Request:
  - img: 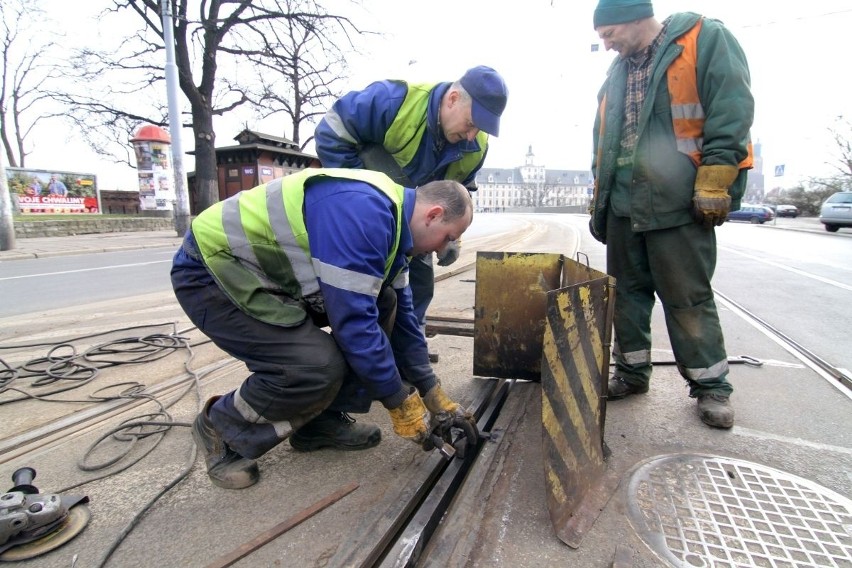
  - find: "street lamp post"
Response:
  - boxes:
[161,0,191,236]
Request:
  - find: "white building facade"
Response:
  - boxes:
[471,146,594,212]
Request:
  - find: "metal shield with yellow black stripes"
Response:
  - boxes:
[541,259,617,548]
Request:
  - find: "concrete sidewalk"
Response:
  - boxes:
[0,230,184,261]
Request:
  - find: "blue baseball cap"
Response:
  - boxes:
[459,66,508,137]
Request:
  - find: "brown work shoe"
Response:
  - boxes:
[289,410,381,452]
[607,376,649,400]
[192,398,259,489]
[697,393,734,429]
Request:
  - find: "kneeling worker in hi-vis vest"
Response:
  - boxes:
[171,168,477,489]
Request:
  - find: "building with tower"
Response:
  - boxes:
[472,146,593,212]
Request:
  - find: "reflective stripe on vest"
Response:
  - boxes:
[191,168,405,326]
[668,18,754,170]
[384,82,488,183]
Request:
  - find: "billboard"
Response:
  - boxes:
[5,167,100,215]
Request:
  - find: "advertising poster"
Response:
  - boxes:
[5,168,100,214]
[138,172,156,210]
[133,140,174,212]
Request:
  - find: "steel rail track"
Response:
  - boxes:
[715,289,852,397]
[374,380,513,568]
[384,254,852,567]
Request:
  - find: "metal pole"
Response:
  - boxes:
[0,151,16,250]
[161,0,191,236]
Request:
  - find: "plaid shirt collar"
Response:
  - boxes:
[619,20,669,162]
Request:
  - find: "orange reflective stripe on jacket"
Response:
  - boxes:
[669,18,754,169]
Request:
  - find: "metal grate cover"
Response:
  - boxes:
[626,454,852,567]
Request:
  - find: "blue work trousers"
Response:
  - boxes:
[171,235,395,459]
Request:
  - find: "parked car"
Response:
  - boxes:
[774,204,799,218]
[819,191,852,232]
[726,204,774,224]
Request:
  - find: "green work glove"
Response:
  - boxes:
[436,240,460,267]
[692,165,739,228]
[387,388,431,445]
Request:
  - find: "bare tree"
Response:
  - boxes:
[55,0,364,212]
[769,116,852,215]
[826,115,852,182]
[799,116,852,200]
[226,0,355,150]
[0,0,62,168]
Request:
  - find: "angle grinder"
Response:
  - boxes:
[0,467,90,562]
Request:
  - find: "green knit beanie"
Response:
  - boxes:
[593,0,654,28]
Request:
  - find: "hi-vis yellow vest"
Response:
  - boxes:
[191,168,405,326]
[384,82,487,183]
[668,18,754,170]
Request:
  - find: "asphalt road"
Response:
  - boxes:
[0,248,176,318]
[0,214,850,568]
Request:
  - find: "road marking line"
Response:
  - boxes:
[734,426,852,455]
[0,260,170,281]
[719,246,852,291]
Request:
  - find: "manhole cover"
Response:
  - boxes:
[626,454,852,567]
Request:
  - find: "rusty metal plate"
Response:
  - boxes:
[541,261,617,548]
[560,255,610,290]
[473,252,564,380]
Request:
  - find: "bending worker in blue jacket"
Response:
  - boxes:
[314,65,508,360]
[589,0,754,428]
[171,168,477,489]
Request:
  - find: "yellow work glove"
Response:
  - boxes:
[436,240,460,267]
[423,384,475,424]
[692,165,739,228]
[422,384,480,450]
[387,388,431,445]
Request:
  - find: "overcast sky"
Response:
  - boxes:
[23,0,852,191]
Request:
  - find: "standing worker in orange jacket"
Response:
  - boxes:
[589,0,754,428]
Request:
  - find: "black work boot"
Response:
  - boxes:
[696,393,735,429]
[607,376,649,400]
[192,397,260,489]
[289,410,381,452]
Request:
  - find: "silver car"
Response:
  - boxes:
[819,191,852,232]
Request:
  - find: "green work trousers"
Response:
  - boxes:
[606,210,733,397]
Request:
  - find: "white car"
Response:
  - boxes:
[819,191,852,232]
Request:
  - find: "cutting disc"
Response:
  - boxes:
[0,504,91,562]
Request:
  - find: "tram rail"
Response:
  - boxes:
[715,290,852,396]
